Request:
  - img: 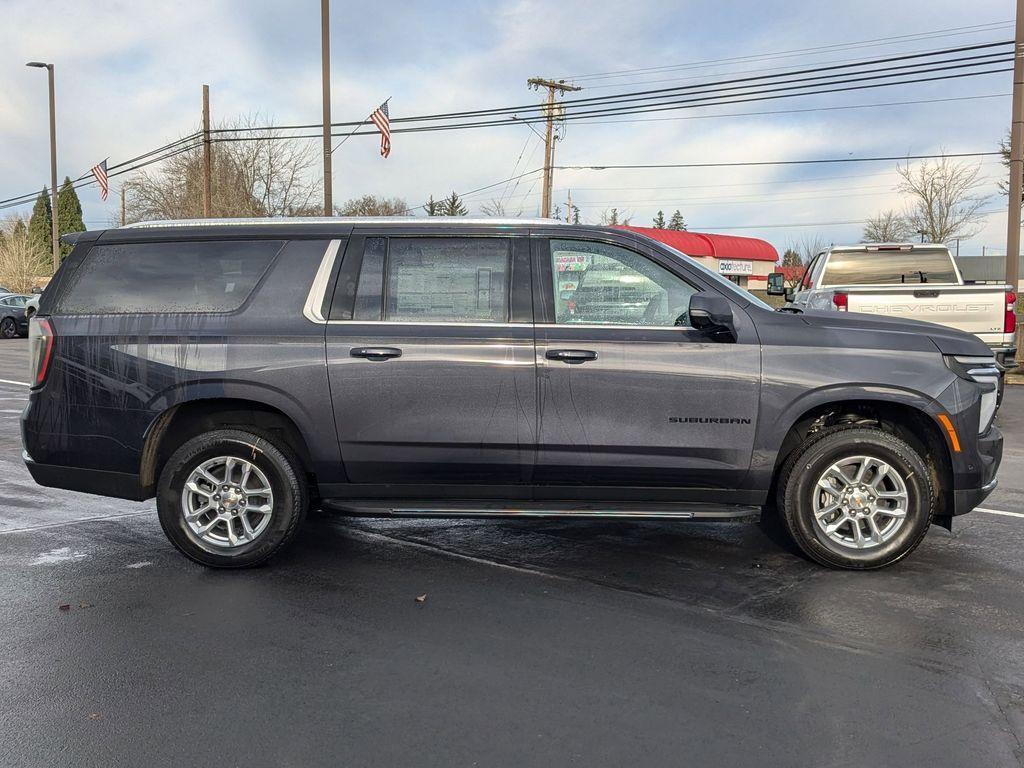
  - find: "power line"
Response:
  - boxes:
[555,151,1003,172]
[203,40,1011,134]
[561,20,1013,82]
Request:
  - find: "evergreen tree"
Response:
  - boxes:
[667,210,687,230]
[439,191,468,216]
[28,188,52,255]
[652,210,666,228]
[424,195,441,216]
[571,205,580,224]
[552,205,562,221]
[57,176,86,257]
[13,218,27,237]
[781,248,802,267]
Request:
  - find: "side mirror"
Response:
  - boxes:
[767,272,786,296]
[689,292,736,343]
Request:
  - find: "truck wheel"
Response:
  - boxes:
[156,429,308,568]
[777,427,935,569]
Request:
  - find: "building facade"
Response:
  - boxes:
[616,226,779,291]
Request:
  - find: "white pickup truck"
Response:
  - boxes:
[769,243,1017,369]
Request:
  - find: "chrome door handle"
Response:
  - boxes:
[546,349,598,364]
[350,347,402,360]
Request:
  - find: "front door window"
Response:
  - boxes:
[550,239,697,327]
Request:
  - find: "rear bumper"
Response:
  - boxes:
[991,345,1018,371]
[23,452,149,501]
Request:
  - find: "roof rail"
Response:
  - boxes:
[122,216,570,229]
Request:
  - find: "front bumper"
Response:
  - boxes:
[950,425,1003,515]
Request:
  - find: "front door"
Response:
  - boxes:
[326,233,536,486]
[533,235,761,490]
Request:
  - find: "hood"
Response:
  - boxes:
[796,309,992,357]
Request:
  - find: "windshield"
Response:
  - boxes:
[657,242,774,311]
[822,249,958,285]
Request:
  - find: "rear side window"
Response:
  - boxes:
[57,240,283,314]
[822,250,958,285]
[385,238,510,323]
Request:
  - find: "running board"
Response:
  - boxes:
[321,499,761,521]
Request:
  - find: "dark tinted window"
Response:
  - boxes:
[59,240,283,314]
[353,237,385,320]
[385,238,510,322]
[822,249,958,285]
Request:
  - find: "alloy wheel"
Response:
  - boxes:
[180,456,274,548]
[812,454,909,549]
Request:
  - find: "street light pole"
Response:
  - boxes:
[26,61,59,271]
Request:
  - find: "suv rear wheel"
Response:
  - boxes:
[156,429,308,568]
[778,427,935,569]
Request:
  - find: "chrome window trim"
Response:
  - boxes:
[535,323,689,331]
[325,320,528,328]
[302,239,343,323]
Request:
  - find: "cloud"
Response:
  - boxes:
[0,0,1013,256]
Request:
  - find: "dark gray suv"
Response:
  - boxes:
[22,218,1004,569]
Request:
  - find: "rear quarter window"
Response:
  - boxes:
[56,240,284,314]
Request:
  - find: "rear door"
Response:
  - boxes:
[325,231,536,486]
[532,234,761,490]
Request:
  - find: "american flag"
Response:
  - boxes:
[90,159,109,201]
[369,101,391,158]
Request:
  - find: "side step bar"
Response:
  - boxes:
[321,499,761,521]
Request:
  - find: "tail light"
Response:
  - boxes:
[832,292,848,311]
[1005,291,1017,334]
[29,316,55,387]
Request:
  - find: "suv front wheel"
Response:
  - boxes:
[156,429,308,568]
[778,427,935,569]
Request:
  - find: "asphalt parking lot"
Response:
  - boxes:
[1,338,1023,767]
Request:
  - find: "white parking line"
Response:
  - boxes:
[0,378,28,387]
[0,511,150,536]
[977,507,1024,519]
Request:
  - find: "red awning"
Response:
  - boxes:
[615,225,778,262]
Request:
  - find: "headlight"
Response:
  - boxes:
[944,355,1001,434]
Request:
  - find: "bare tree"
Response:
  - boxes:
[598,207,632,225]
[862,209,914,243]
[896,155,989,243]
[336,195,409,216]
[480,198,523,217]
[0,216,50,293]
[791,235,826,265]
[124,116,321,222]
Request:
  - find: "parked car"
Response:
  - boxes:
[0,294,31,338]
[23,219,1003,570]
[769,243,1017,368]
[24,294,40,319]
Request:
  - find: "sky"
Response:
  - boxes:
[0,0,1015,259]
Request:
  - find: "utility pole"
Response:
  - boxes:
[320,0,333,216]
[1007,0,1024,305]
[26,61,59,271]
[528,77,581,218]
[202,84,212,218]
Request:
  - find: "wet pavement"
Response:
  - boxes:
[1,337,1023,767]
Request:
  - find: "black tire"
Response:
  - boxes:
[777,426,935,569]
[0,317,17,339]
[156,429,308,568]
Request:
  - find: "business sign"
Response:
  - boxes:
[718,259,753,276]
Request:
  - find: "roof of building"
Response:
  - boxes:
[956,254,1023,283]
[615,225,779,262]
